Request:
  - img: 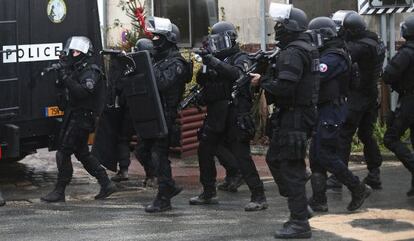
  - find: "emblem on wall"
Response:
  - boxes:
[47,0,67,23]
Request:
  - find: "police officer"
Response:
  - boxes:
[251,4,317,238]
[328,11,385,190]
[41,36,117,202]
[0,190,5,206]
[111,38,158,186]
[383,15,414,197]
[307,17,372,213]
[143,18,191,213]
[189,21,267,211]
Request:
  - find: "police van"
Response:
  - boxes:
[0,0,102,162]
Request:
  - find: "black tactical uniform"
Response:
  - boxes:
[41,37,116,203]
[144,19,191,213]
[383,15,414,197]
[0,190,5,206]
[189,21,267,212]
[330,11,385,190]
[308,17,372,213]
[111,38,158,185]
[262,4,317,239]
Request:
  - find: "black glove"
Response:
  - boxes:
[202,54,221,67]
[58,68,70,83]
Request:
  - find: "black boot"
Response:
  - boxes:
[217,176,232,192]
[0,190,5,207]
[326,174,342,192]
[189,190,219,205]
[363,168,382,190]
[347,183,372,211]
[309,173,328,212]
[244,192,268,212]
[141,176,158,188]
[274,219,312,239]
[145,193,172,213]
[407,174,414,197]
[95,170,117,200]
[218,174,244,192]
[41,183,66,203]
[111,169,129,182]
[227,174,244,192]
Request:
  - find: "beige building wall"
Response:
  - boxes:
[218,0,286,46]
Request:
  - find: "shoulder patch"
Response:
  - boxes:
[319,63,328,73]
[85,79,95,90]
[176,64,183,75]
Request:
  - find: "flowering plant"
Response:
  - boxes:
[116,0,152,50]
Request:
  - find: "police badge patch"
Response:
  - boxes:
[84,79,95,90]
[47,0,67,24]
[176,64,183,75]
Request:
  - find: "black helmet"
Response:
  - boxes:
[343,12,366,32]
[135,38,154,51]
[208,21,238,55]
[269,3,308,42]
[332,10,366,39]
[308,17,338,41]
[401,15,414,40]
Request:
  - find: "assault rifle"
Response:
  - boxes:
[179,85,204,110]
[40,50,68,76]
[231,48,280,100]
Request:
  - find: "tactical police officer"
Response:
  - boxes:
[41,36,117,202]
[383,15,414,197]
[143,18,192,213]
[307,17,372,213]
[329,11,385,190]
[189,21,267,211]
[0,190,5,206]
[251,4,318,238]
[112,38,158,186]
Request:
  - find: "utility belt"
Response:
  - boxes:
[318,96,347,107]
[71,109,96,119]
[399,88,414,97]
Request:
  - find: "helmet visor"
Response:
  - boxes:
[64,36,91,55]
[269,3,292,22]
[146,16,172,35]
[208,33,232,53]
[332,10,353,30]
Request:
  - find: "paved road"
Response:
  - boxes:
[0,150,413,241]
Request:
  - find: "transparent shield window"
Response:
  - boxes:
[154,0,190,45]
[370,0,412,7]
[192,0,218,46]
